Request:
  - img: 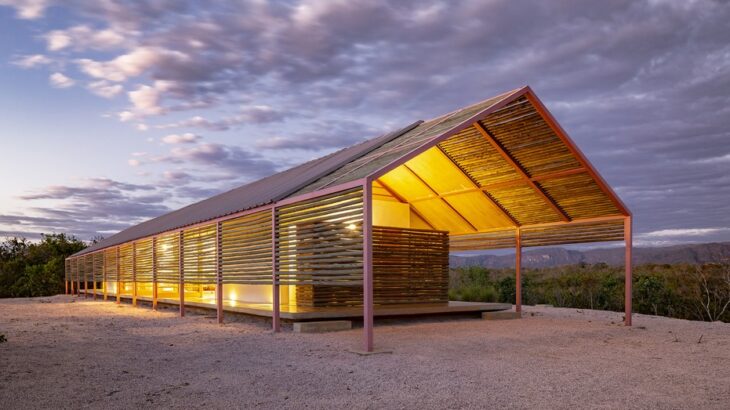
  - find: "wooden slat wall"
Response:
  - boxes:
[71,258,78,284]
[182,224,216,284]
[134,238,154,283]
[521,219,625,247]
[372,226,449,304]
[85,254,93,283]
[93,252,104,282]
[104,248,118,282]
[276,187,363,286]
[295,226,449,307]
[221,210,272,284]
[77,255,85,284]
[450,229,517,251]
[155,232,179,284]
[65,259,71,281]
[119,243,134,284]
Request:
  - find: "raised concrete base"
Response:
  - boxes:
[482,311,521,320]
[293,320,352,333]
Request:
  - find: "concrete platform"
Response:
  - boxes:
[78,290,512,321]
[293,320,352,333]
[482,311,521,320]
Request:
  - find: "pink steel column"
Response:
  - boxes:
[132,242,137,307]
[84,267,88,299]
[93,255,98,300]
[152,237,158,311]
[179,231,185,317]
[363,180,374,352]
[116,248,121,304]
[515,228,522,314]
[624,216,633,326]
[271,207,280,332]
[216,222,224,324]
[102,253,107,301]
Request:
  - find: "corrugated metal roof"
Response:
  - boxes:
[74,121,422,256]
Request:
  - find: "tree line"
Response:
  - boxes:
[450,263,730,323]
[0,234,87,298]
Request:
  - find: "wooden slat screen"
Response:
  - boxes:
[71,258,78,284]
[85,254,93,283]
[65,259,71,281]
[373,226,449,304]
[221,210,272,284]
[104,248,118,282]
[182,224,217,284]
[119,243,134,283]
[521,219,625,247]
[276,187,363,286]
[134,238,154,283]
[155,232,179,283]
[77,255,85,284]
[93,252,104,282]
[450,229,517,251]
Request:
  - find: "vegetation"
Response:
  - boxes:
[0,234,86,298]
[2,233,729,324]
[450,263,730,323]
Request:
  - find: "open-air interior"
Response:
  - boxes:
[66,86,633,352]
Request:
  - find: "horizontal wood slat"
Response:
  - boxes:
[276,188,363,286]
[93,252,104,282]
[119,243,134,283]
[450,229,518,251]
[104,248,118,282]
[182,224,217,284]
[155,232,179,283]
[373,226,449,304]
[221,210,272,284]
[520,219,625,247]
[134,238,154,283]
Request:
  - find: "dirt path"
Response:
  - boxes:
[1,295,728,409]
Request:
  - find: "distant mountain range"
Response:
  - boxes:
[449,242,730,269]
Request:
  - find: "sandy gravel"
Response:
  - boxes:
[1,296,728,409]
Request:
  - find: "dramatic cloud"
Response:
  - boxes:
[45,25,127,51]
[87,80,123,98]
[161,133,200,144]
[12,54,51,68]
[49,72,75,88]
[158,142,278,178]
[0,0,49,19]
[156,106,283,131]
[255,120,382,151]
[4,178,169,241]
[1,0,729,244]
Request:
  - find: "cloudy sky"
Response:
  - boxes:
[0,0,728,247]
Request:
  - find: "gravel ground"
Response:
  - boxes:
[1,295,728,409]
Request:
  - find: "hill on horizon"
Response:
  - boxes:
[449,242,730,269]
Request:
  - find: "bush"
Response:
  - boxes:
[449,263,730,323]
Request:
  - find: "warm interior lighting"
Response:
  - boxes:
[346,223,357,230]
